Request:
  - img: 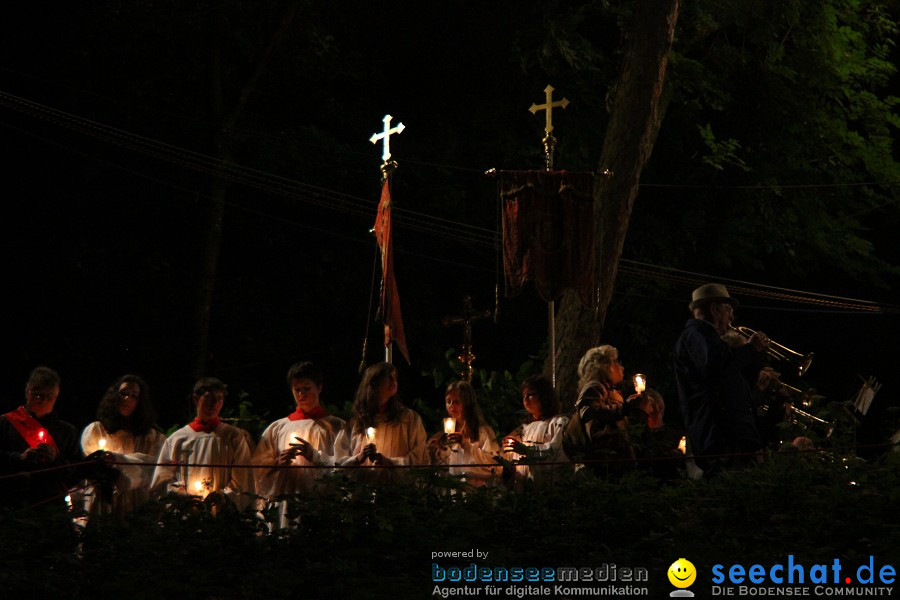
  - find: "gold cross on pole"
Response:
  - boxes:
[369,114,405,163]
[529,85,569,134]
[442,295,493,382]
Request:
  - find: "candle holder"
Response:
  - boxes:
[443,418,458,451]
[633,373,647,394]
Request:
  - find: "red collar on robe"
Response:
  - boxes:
[189,417,221,433]
[288,406,330,421]
[3,406,59,451]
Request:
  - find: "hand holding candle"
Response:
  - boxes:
[362,427,377,463]
[502,436,522,454]
[288,433,312,461]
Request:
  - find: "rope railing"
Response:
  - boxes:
[2,441,895,511]
[3,441,895,478]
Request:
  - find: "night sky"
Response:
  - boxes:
[3,2,898,440]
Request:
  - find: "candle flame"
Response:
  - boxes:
[193,480,203,492]
[443,418,456,434]
[98,438,107,450]
[366,427,376,442]
[677,436,687,454]
[38,429,45,442]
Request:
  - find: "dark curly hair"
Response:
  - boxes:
[97,374,157,436]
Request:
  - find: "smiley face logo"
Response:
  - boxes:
[668,558,696,588]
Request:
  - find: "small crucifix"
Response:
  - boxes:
[370,114,405,165]
[528,85,569,170]
[442,296,493,382]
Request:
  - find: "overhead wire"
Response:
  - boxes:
[3,89,896,313]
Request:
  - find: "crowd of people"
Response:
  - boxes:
[1,283,813,523]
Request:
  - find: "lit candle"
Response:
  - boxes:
[443,418,456,435]
[366,427,376,442]
[633,373,647,394]
[98,438,107,451]
[37,429,46,443]
[64,495,72,510]
[677,436,687,455]
[193,480,204,493]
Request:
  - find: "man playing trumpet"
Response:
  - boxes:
[674,283,770,476]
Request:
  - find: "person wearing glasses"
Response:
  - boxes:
[150,377,254,509]
[501,374,569,488]
[563,345,635,478]
[674,283,769,477]
[79,374,167,515]
[0,366,83,509]
[251,361,345,530]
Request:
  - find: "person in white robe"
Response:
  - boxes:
[251,361,344,529]
[333,362,427,483]
[80,374,166,516]
[150,377,254,510]
[428,380,499,489]
[502,374,569,488]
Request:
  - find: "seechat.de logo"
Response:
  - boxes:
[668,558,697,597]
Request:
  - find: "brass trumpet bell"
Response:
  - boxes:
[730,325,814,377]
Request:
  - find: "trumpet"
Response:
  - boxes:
[788,405,835,438]
[729,325,814,377]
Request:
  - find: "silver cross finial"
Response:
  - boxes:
[369,114,405,162]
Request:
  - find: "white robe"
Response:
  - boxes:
[251,414,345,529]
[150,422,255,510]
[79,422,167,515]
[333,408,428,482]
[506,415,570,484]
[429,424,500,488]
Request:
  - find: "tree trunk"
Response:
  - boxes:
[551,0,680,404]
[193,5,299,379]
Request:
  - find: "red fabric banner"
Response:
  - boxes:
[500,170,595,306]
[373,179,411,364]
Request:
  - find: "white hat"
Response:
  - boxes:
[688,283,738,311]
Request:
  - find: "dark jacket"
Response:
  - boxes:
[0,409,83,508]
[674,318,763,469]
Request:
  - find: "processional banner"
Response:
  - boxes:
[499,170,594,306]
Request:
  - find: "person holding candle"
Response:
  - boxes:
[0,366,84,510]
[79,374,167,516]
[251,361,345,529]
[334,362,427,481]
[150,377,255,510]
[427,380,500,489]
[562,345,636,478]
[501,374,569,488]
